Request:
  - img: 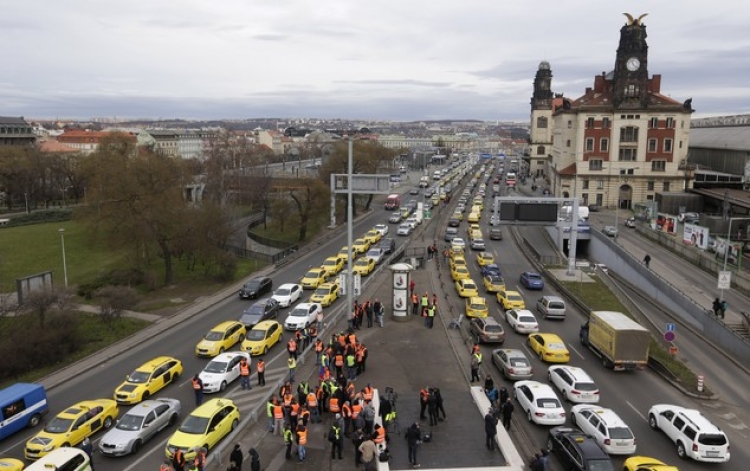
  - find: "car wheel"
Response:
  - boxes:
[131,439,142,454]
[239,334,245,342]
[676,441,687,459]
[263,346,269,355]
[570,413,577,426]
[527,410,533,423]
[546,438,554,453]
[231,419,239,430]
[220,381,227,392]
[219,347,225,354]
[142,391,150,402]
[29,413,42,427]
[169,414,179,426]
[104,416,114,429]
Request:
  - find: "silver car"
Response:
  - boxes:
[99,398,181,456]
[491,348,533,381]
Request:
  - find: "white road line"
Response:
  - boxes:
[123,437,170,471]
[567,344,586,360]
[626,400,646,422]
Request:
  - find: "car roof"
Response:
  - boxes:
[253,320,280,330]
[278,283,299,289]
[515,380,556,396]
[126,399,177,415]
[212,321,241,330]
[468,296,486,304]
[551,427,610,458]
[550,365,593,380]
[535,332,564,342]
[249,276,270,282]
[574,406,627,426]
[190,398,236,418]
[210,351,248,363]
[137,356,176,370]
[494,348,526,358]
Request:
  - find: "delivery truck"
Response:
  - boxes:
[579,311,650,371]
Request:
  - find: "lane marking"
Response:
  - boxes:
[567,344,586,360]
[626,400,646,422]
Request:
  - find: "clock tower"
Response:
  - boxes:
[529,61,554,177]
[613,13,649,109]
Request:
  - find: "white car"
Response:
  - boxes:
[373,224,389,236]
[271,283,302,308]
[451,238,466,250]
[548,365,600,403]
[284,302,322,331]
[505,309,540,333]
[571,405,636,455]
[397,223,413,236]
[648,404,730,462]
[406,216,420,227]
[198,352,250,393]
[366,248,384,265]
[513,380,566,425]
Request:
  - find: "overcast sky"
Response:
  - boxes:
[3,1,749,122]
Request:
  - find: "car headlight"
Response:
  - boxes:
[44,444,56,452]
[130,392,137,398]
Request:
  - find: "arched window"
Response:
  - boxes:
[536,146,545,155]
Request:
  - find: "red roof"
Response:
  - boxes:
[38,140,78,153]
[558,163,577,176]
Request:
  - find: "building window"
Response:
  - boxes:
[582,180,590,190]
[582,193,589,204]
[585,138,594,152]
[536,145,545,155]
[586,117,595,128]
[625,84,640,97]
[648,138,657,152]
[596,180,604,189]
[663,182,670,191]
[664,139,673,152]
[618,148,637,161]
[600,138,609,152]
[589,159,603,171]
[568,120,572,129]
[679,141,683,149]
[620,126,639,142]
[647,181,655,191]
[652,160,666,172]
[602,117,611,128]
[596,194,603,206]
[649,117,659,128]
[666,117,674,128]
[566,139,571,147]
[537,117,548,129]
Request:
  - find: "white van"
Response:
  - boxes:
[433,171,441,180]
[649,404,730,462]
[536,296,567,319]
[25,447,92,471]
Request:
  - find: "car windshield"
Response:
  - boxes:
[247,330,266,341]
[527,274,541,280]
[116,414,145,431]
[509,358,529,367]
[470,303,485,310]
[244,281,260,290]
[367,250,380,257]
[508,294,523,302]
[205,331,224,341]
[323,260,336,266]
[44,417,74,433]
[204,360,229,374]
[290,308,309,318]
[548,342,566,350]
[178,416,209,435]
[128,370,151,383]
[355,259,368,266]
[314,287,331,295]
[519,316,536,323]
[588,460,615,471]
[464,283,477,290]
[305,271,320,279]
[609,427,634,439]
[246,305,264,316]
[536,398,561,408]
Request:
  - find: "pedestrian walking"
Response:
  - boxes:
[296,424,308,462]
[239,357,251,390]
[712,297,721,317]
[283,423,294,460]
[366,301,374,328]
[484,409,498,450]
[191,374,204,406]
[411,292,419,316]
[329,422,344,460]
[172,448,186,471]
[720,299,728,319]
[643,254,651,268]
[434,387,446,421]
[80,437,94,470]
[248,449,261,471]
[257,358,266,386]
[230,444,244,471]
[409,279,416,297]
[470,354,480,382]
[501,397,514,430]
[359,435,378,471]
[426,304,436,329]
[405,422,422,467]
[287,356,297,382]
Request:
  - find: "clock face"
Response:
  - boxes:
[626,57,641,72]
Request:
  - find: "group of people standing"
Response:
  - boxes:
[350,299,385,329]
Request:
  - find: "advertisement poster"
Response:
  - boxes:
[655,213,677,235]
[392,272,408,315]
[714,238,743,266]
[683,223,709,249]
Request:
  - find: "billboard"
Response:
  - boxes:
[683,224,709,249]
[715,237,743,266]
[655,213,677,235]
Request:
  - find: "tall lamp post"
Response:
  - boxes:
[58,228,68,288]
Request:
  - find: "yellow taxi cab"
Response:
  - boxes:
[482,274,506,293]
[465,296,489,318]
[452,211,463,221]
[455,278,479,298]
[467,212,480,223]
[431,196,440,206]
[450,265,471,281]
[469,229,483,241]
[363,229,382,244]
[623,456,679,471]
[352,238,371,254]
[476,252,495,266]
[195,321,247,357]
[241,320,283,356]
[0,458,23,471]
[473,198,483,210]
[497,290,526,310]
[352,257,376,276]
[450,238,466,253]
[165,398,240,462]
[338,246,356,262]
[527,333,570,363]
[301,267,328,289]
[320,256,345,277]
[310,281,340,307]
[114,356,183,404]
[25,399,119,460]
[450,255,467,270]
[400,207,411,219]
[439,192,447,201]
[467,223,481,235]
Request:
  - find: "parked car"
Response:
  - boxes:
[448,217,461,227]
[548,365,599,403]
[366,248,384,264]
[571,405,637,455]
[239,276,273,300]
[239,298,280,328]
[284,303,322,331]
[271,283,302,308]
[519,272,544,290]
[489,228,503,240]
[99,398,181,456]
[548,426,613,471]
[602,226,618,237]
[444,227,459,242]
[470,238,486,251]
[491,348,533,380]
[505,309,539,334]
[388,212,402,224]
[397,223,413,236]
[198,352,251,393]
[648,404,730,462]
[513,381,566,425]
[625,217,636,228]
[379,238,396,254]
[470,317,505,344]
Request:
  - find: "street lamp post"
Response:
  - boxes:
[58,228,68,288]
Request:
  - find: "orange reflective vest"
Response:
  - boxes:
[342,403,352,418]
[412,293,418,304]
[194,451,207,467]
[192,379,202,390]
[335,354,344,367]
[297,428,308,445]
[348,333,356,345]
[374,426,386,444]
[290,403,300,417]
[273,405,284,419]
[257,360,265,373]
[288,339,297,352]
[307,392,318,408]
[329,397,340,413]
[240,361,250,376]
[314,341,323,353]
[301,409,310,422]
[356,347,367,362]
[363,386,374,401]
[283,393,294,407]
[346,383,355,399]
[351,403,362,419]
[161,464,171,471]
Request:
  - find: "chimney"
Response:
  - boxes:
[650,74,662,93]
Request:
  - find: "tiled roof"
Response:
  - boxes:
[39,140,78,153]
[558,163,577,176]
[0,116,29,125]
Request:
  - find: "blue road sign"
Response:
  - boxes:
[666,323,675,332]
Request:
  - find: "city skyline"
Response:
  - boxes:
[3,1,749,121]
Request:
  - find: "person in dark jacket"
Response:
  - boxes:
[484,409,498,450]
[230,444,243,470]
[501,397,514,431]
[405,422,422,467]
[248,448,260,471]
[434,388,446,420]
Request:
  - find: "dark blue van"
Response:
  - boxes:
[0,383,48,440]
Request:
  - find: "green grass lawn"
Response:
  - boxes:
[0,219,127,293]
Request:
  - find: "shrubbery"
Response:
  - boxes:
[4,209,72,227]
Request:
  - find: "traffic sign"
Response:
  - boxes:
[718,271,732,290]
[664,331,676,343]
[666,323,675,332]
[669,346,679,355]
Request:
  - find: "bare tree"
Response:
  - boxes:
[95,286,138,325]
